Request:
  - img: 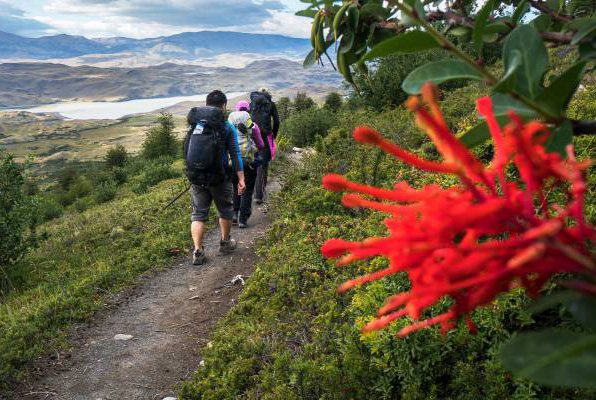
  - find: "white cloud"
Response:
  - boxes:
[261,10,311,38]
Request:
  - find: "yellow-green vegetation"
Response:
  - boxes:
[180,84,596,399]
[0,163,195,388]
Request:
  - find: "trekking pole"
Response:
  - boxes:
[163,185,190,211]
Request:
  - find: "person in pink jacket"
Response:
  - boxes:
[228,100,264,227]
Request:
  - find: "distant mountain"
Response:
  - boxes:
[0,59,342,108]
[0,30,311,61]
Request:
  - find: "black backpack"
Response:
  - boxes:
[250,91,273,133]
[184,106,225,185]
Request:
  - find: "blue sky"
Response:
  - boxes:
[0,0,312,38]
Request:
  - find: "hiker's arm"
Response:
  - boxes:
[252,123,265,150]
[271,102,280,138]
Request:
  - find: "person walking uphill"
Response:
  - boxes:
[229,100,264,228]
[250,88,279,204]
[184,90,245,265]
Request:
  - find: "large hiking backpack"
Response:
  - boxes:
[184,106,225,185]
[228,111,257,162]
[250,91,273,133]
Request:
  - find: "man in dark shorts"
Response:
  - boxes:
[187,90,245,265]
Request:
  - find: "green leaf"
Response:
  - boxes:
[295,9,318,18]
[546,120,573,156]
[459,116,509,148]
[500,329,596,388]
[491,93,537,117]
[359,31,440,63]
[360,3,390,19]
[473,0,494,55]
[568,294,596,330]
[485,21,510,34]
[530,14,552,32]
[449,26,471,36]
[502,24,548,99]
[494,49,521,93]
[572,18,596,45]
[527,291,579,314]
[340,29,355,54]
[402,60,484,94]
[348,5,359,32]
[536,62,587,115]
[303,49,317,68]
[512,0,529,24]
[403,0,425,26]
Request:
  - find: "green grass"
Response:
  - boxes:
[0,167,211,390]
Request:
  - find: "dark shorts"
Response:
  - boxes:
[190,180,234,222]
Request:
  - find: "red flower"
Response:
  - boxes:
[321,83,595,337]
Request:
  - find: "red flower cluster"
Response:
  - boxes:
[321,83,595,337]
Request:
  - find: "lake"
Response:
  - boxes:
[1,92,246,120]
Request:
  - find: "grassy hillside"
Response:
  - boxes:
[0,155,218,389]
[179,84,596,399]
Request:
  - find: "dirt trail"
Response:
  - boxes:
[14,179,281,400]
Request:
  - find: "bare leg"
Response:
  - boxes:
[191,221,206,251]
[219,218,232,240]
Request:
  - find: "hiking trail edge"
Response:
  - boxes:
[13,177,282,400]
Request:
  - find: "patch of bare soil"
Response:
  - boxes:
[12,179,280,400]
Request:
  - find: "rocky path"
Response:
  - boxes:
[14,179,281,400]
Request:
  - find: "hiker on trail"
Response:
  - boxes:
[250,87,279,204]
[184,90,245,265]
[228,100,264,228]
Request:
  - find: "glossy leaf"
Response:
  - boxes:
[568,294,596,330]
[572,18,596,45]
[359,31,440,62]
[530,14,552,32]
[295,9,318,18]
[473,0,494,55]
[536,62,587,115]
[459,116,509,148]
[491,93,537,117]
[360,3,390,19]
[502,25,547,99]
[402,60,484,94]
[512,0,529,24]
[303,49,317,68]
[500,329,596,388]
[527,291,579,314]
[348,5,359,32]
[546,121,573,156]
[340,29,355,54]
[493,49,521,93]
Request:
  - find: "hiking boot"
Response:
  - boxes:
[219,237,237,254]
[238,221,248,228]
[255,198,263,205]
[192,248,206,265]
[232,212,239,225]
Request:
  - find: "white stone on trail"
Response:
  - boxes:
[163,397,177,400]
[231,275,245,286]
[114,334,134,341]
[292,147,303,153]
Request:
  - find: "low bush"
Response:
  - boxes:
[74,196,94,212]
[36,195,64,223]
[279,107,337,148]
[105,144,128,169]
[93,181,118,204]
[131,159,180,194]
[0,150,39,272]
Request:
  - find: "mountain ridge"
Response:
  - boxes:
[0,30,311,60]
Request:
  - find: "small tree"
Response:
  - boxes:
[293,92,316,113]
[0,150,39,271]
[324,92,343,113]
[105,144,128,169]
[277,96,292,122]
[142,112,179,160]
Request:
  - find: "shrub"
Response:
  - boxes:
[111,166,128,185]
[36,195,64,223]
[293,91,316,113]
[57,164,80,190]
[142,112,180,160]
[131,159,180,194]
[73,197,93,213]
[0,150,39,270]
[22,179,39,196]
[104,144,128,169]
[324,92,343,113]
[93,181,118,204]
[279,107,336,147]
[277,96,292,122]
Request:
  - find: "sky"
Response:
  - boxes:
[0,0,312,39]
